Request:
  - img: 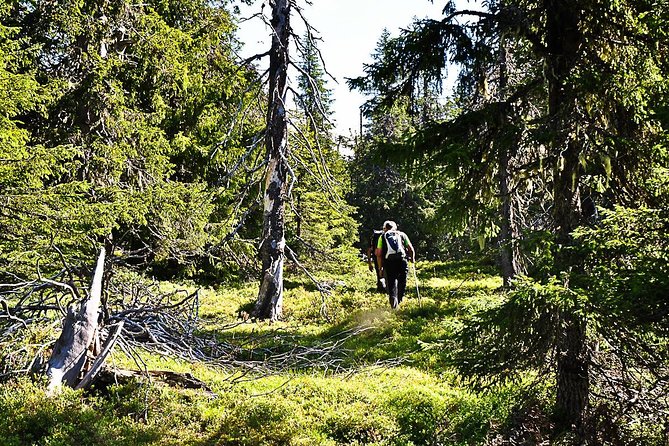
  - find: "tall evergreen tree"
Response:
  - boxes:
[290,31,357,263]
[347,30,456,257]
[350,0,669,434]
[0,0,261,275]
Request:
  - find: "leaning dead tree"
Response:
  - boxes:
[0,248,205,389]
[0,248,119,390]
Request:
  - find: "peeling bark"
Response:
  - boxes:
[254,0,291,321]
[75,321,124,390]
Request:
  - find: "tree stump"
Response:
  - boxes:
[46,248,106,392]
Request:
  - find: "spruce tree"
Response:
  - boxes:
[0,0,262,276]
[290,31,356,263]
[350,0,669,434]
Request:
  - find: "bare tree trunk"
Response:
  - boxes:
[544,0,589,433]
[552,139,588,432]
[254,0,291,321]
[498,148,517,287]
[496,31,523,287]
[46,248,105,392]
[556,307,589,430]
[497,32,515,287]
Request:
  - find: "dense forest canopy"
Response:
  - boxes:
[0,0,668,444]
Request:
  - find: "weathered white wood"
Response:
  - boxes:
[75,321,124,390]
[46,248,106,392]
[254,0,291,321]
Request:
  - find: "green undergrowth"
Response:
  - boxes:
[0,369,540,446]
[1,257,548,445]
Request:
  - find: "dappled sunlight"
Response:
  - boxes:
[1,0,665,438]
[425,275,502,291]
[354,307,394,329]
[1,255,557,444]
[124,257,508,380]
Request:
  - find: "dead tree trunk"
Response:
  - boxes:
[46,248,105,392]
[254,0,291,321]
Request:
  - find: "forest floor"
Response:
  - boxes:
[0,257,553,445]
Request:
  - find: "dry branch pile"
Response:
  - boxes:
[0,250,382,391]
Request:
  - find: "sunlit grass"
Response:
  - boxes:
[424,275,502,291]
[2,255,547,445]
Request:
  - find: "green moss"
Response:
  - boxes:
[4,257,657,445]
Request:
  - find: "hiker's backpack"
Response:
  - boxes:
[370,230,383,250]
[383,230,406,260]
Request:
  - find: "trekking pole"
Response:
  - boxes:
[411,261,422,307]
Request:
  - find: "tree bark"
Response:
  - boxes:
[254,0,291,321]
[46,248,105,392]
[555,309,589,430]
[544,0,589,432]
[75,321,124,390]
[498,146,519,287]
[496,31,521,287]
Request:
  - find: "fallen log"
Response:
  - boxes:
[92,368,214,396]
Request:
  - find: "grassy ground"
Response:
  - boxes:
[0,257,549,445]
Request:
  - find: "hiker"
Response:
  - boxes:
[375,220,415,309]
[367,229,386,292]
